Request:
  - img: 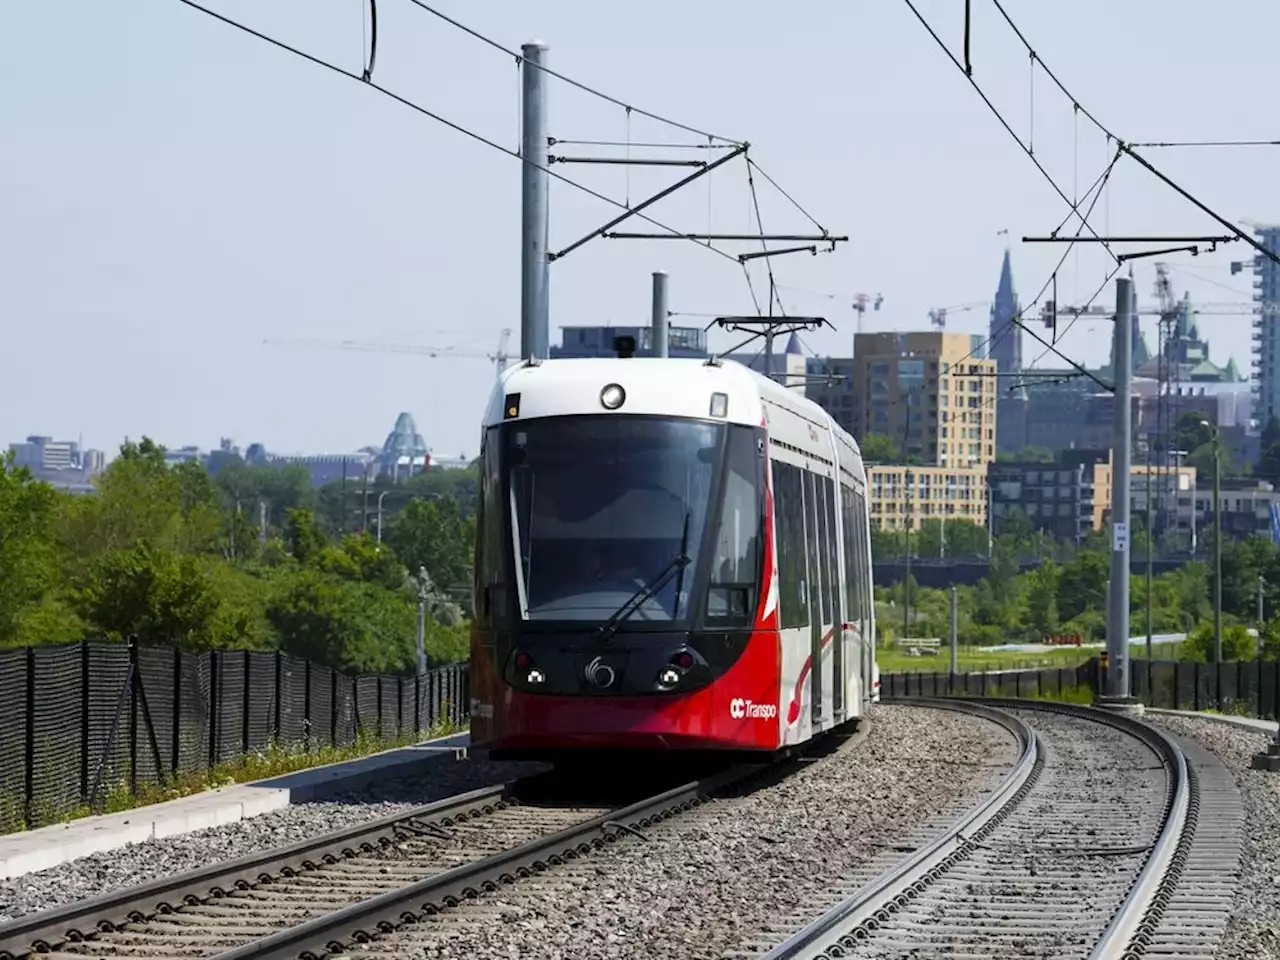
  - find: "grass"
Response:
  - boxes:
[877,640,1184,674]
[4,715,466,834]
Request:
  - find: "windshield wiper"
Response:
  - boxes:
[595,510,691,643]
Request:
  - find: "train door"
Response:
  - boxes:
[803,470,824,725]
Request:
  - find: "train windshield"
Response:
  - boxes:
[504,416,730,623]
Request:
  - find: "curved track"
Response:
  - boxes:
[761,698,1236,960]
[0,724,864,960]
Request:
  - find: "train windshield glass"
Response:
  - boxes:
[505,416,721,622]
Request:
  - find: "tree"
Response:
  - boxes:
[1023,560,1060,637]
[78,543,221,647]
[1057,550,1108,622]
[284,508,327,565]
[0,457,63,645]
[857,434,900,463]
[1011,445,1055,463]
[1180,621,1255,662]
[388,496,474,596]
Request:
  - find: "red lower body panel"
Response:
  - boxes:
[470,629,782,752]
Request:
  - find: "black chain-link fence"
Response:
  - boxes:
[0,639,470,831]
[884,656,1280,723]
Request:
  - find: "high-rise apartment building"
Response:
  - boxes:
[852,331,998,468]
[1252,225,1280,424]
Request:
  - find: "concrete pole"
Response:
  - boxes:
[949,585,958,676]
[520,41,550,361]
[651,271,669,357]
[1106,276,1134,701]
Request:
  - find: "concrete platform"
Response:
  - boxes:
[0,732,469,880]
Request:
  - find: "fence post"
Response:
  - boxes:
[128,636,139,796]
[396,677,403,740]
[208,651,220,769]
[79,640,90,803]
[1193,662,1202,712]
[329,670,338,747]
[273,651,283,743]
[24,646,36,828]
[376,676,384,741]
[172,647,182,776]
[303,659,312,751]
[241,650,251,756]
[415,671,422,734]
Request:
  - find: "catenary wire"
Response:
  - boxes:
[899,0,1119,264]
[983,0,1280,269]
[401,0,743,145]
[989,0,1119,143]
[170,0,741,265]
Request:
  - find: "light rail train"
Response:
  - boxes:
[468,341,878,760]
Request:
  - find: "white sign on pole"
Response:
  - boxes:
[1113,521,1129,552]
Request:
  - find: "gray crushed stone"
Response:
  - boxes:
[1149,714,1280,960]
[0,754,546,924]
[361,703,1021,959]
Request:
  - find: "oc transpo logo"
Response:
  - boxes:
[729,697,778,720]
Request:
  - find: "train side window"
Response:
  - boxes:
[477,427,509,624]
[773,459,808,630]
[850,486,864,621]
[803,471,823,625]
[852,485,870,623]
[820,476,840,626]
[707,427,762,626]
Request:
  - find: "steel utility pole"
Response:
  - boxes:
[1104,276,1134,705]
[652,271,669,357]
[520,41,550,361]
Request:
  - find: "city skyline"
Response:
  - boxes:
[4,2,1277,458]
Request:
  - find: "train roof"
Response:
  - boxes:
[483,356,861,456]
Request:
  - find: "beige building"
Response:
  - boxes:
[868,464,989,531]
[852,332,998,468]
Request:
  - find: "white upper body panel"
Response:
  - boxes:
[482,356,866,486]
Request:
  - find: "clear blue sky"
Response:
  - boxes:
[4,1,1277,460]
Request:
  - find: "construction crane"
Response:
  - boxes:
[928,300,987,330]
[264,328,513,382]
[852,293,884,334]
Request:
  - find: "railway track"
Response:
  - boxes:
[0,729,857,960]
[759,697,1242,960]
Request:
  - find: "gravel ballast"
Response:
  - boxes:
[1149,714,1280,960]
[0,754,546,924]
[365,703,1021,960]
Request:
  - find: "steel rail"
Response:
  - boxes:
[973,700,1193,960]
[759,698,1040,959]
[766,697,1190,960]
[210,762,764,960]
[0,779,529,959]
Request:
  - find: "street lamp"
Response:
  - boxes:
[414,565,429,676]
[1199,419,1222,664]
[376,490,391,544]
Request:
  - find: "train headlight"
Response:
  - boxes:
[709,391,728,418]
[658,667,681,687]
[527,668,546,684]
[600,383,626,410]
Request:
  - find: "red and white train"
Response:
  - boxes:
[468,345,878,760]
